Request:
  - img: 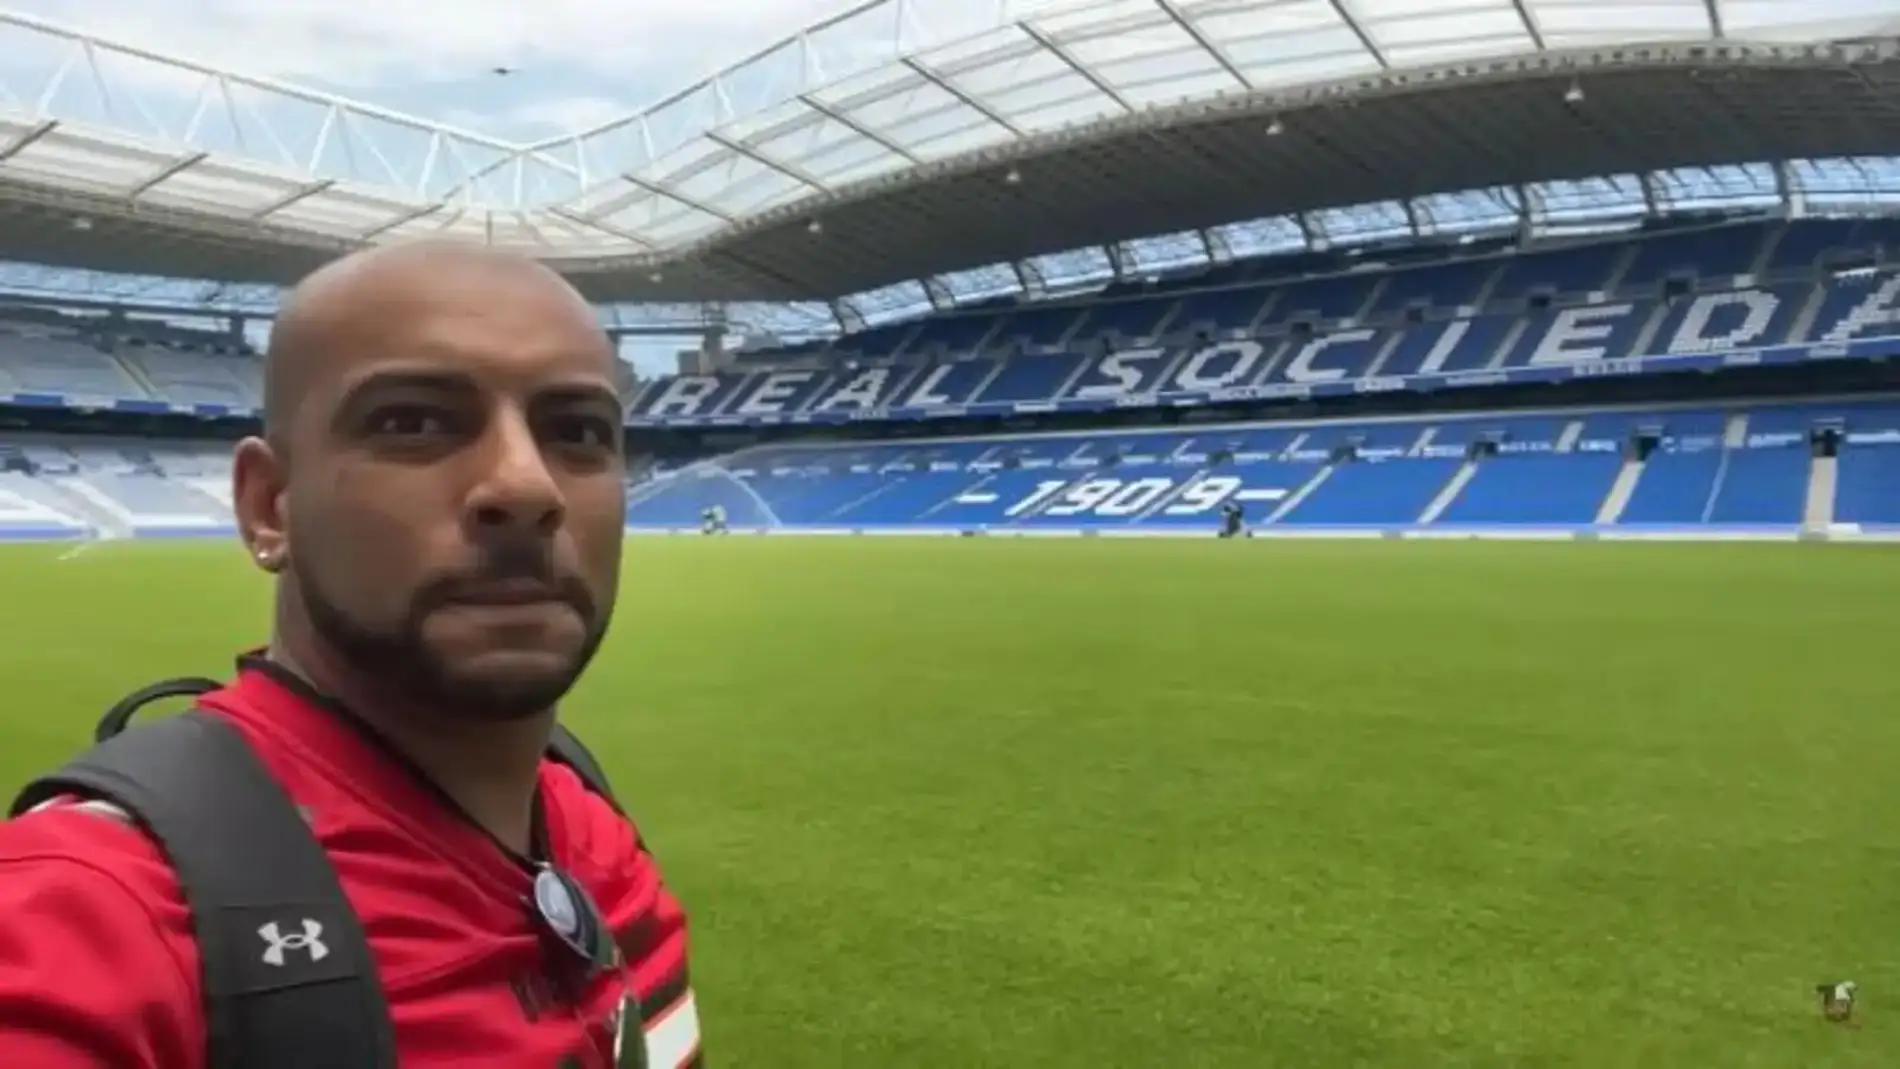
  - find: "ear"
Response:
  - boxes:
[233,436,289,573]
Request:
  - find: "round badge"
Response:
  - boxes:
[534,867,580,941]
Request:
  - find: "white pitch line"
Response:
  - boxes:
[56,540,97,562]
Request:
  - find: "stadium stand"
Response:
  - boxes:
[0,432,232,540]
[1,5,1898,544]
[609,397,1899,534]
[623,220,1900,427]
[4,221,1900,541]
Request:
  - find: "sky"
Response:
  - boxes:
[1,0,898,374]
[3,0,871,142]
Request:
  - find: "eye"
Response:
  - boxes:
[545,414,619,451]
[367,404,454,438]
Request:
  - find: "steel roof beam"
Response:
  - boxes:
[608,174,737,223]
[1018,22,1134,113]
[704,131,828,192]
[1153,0,1252,90]
[359,203,446,242]
[510,212,549,248]
[1507,0,1547,50]
[546,207,659,251]
[900,56,1024,137]
[0,119,58,163]
[796,93,920,163]
[247,179,336,222]
[433,153,528,208]
[1326,0,1387,69]
[123,152,209,201]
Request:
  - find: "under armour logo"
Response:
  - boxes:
[258,919,329,966]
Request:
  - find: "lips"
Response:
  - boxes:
[441,579,567,607]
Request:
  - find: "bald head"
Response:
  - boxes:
[262,241,606,444]
[234,238,627,722]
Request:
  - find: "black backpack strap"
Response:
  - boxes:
[12,673,625,1069]
[10,711,397,1069]
[91,676,623,812]
[547,722,623,815]
[94,676,222,742]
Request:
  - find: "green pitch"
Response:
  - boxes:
[3,536,1898,1067]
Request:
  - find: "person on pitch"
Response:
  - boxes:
[0,241,701,1068]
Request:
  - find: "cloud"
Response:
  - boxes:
[7,0,858,135]
[4,0,1093,149]
[0,0,1086,209]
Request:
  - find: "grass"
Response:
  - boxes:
[2,536,1898,1067]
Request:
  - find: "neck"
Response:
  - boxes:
[266,636,552,856]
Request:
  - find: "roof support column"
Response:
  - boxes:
[1207,228,1236,262]
[832,297,865,334]
[1513,184,1535,241]
[1772,160,1799,217]
[1009,260,1039,298]
[922,277,955,311]
[1295,212,1321,251]
[1019,258,1049,298]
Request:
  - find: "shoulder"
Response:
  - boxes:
[537,766,703,1067]
[0,798,192,922]
[538,760,692,956]
[539,758,658,879]
[0,803,203,1066]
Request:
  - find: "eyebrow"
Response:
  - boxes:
[331,369,622,426]
[534,383,624,414]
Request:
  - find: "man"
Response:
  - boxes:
[1218,499,1246,538]
[0,242,700,1067]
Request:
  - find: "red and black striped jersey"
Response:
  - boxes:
[0,664,701,1068]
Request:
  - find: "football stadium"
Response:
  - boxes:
[4,0,1900,1064]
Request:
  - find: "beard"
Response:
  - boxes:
[293,547,612,722]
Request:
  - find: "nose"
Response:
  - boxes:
[465,409,564,536]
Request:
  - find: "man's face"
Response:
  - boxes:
[250,264,626,719]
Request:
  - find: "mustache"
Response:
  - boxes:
[411,541,597,622]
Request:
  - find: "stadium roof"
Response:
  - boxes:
[2,0,1900,324]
